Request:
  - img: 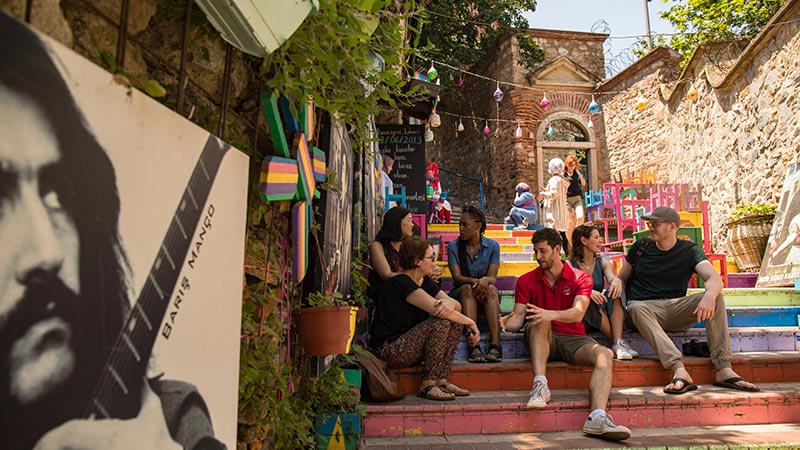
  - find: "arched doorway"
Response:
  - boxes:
[536,112,597,192]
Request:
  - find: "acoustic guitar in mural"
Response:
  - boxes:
[85,137,230,420]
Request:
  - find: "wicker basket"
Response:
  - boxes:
[726,214,774,273]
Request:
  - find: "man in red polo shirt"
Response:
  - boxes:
[501,228,631,441]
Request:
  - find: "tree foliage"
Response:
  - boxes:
[656,0,785,61]
[417,0,544,73]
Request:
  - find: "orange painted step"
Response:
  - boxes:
[393,352,800,395]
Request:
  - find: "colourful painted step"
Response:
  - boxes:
[453,327,798,360]
[687,287,800,306]
[391,351,800,395]
[437,261,538,277]
[363,423,800,449]
[364,382,800,437]
[498,252,535,262]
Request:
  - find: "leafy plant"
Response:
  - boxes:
[651,0,784,64]
[261,0,419,155]
[731,202,777,220]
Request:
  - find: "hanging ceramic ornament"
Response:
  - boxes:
[515,123,522,138]
[628,111,636,121]
[483,121,491,135]
[588,95,600,114]
[636,94,648,111]
[540,93,552,110]
[458,118,465,132]
[587,118,594,129]
[425,127,434,142]
[687,82,699,101]
[427,63,438,81]
[546,126,555,136]
[429,111,441,128]
[493,82,504,102]
[457,76,464,88]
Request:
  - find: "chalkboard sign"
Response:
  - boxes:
[377,124,426,214]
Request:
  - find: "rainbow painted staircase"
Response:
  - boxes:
[363,223,800,442]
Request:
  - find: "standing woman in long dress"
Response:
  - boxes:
[539,158,571,253]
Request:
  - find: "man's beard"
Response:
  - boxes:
[0,276,109,449]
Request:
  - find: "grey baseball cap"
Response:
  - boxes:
[642,206,681,226]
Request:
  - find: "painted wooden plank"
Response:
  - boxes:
[292,201,310,282]
[293,133,315,202]
[259,155,298,201]
[260,90,290,158]
[312,146,326,182]
[278,93,300,133]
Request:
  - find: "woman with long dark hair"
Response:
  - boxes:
[369,206,443,300]
[446,206,502,363]
[569,225,637,360]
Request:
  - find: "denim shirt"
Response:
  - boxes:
[447,236,501,279]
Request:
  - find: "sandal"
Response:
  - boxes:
[485,344,503,363]
[417,384,455,401]
[468,345,486,363]
[439,380,469,396]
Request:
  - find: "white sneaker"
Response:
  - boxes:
[583,413,631,441]
[612,344,632,360]
[616,338,639,358]
[526,381,551,409]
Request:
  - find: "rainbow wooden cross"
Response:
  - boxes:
[261,90,326,282]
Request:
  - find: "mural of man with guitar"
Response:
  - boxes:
[0,11,226,450]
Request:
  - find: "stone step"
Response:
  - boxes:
[453,328,799,361]
[363,381,800,437]
[393,351,800,395]
[362,422,800,448]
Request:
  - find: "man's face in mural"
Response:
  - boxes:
[0,85,87,414]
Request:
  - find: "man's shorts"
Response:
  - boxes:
[567,195,583,213]
[523,325,597,365]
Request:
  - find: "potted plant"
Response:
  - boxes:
[294,290,359,356]
[726,203,777,273]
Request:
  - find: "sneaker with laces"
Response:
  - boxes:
[612,344,632,360]
[583,413,631,440]
[616,338,639,358]
[526,381,551,409]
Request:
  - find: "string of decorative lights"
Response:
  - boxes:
[422,56,695,99]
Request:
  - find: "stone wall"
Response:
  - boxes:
[1,0,260,144]
[600,0,800,252]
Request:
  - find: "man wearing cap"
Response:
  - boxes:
[617,206,759,395]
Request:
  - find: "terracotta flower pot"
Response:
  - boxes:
[294,306,358,356]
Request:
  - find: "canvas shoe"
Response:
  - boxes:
[612,344,632,360]
[526,381,551,409]
[616,338,639,358]
[583,413,631,441]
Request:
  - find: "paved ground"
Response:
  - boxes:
[362,422,800,449]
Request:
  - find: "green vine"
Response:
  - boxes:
[261,0,420,154]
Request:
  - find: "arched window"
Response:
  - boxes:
[543,119,588,142]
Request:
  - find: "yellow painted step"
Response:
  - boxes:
[437,261,539,277]
[427,224,460,232]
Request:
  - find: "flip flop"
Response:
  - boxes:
[663,377,698,395]
[713,377,760,392]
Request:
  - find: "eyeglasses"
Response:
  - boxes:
[646,220,666,228]
[423,254,436,261]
